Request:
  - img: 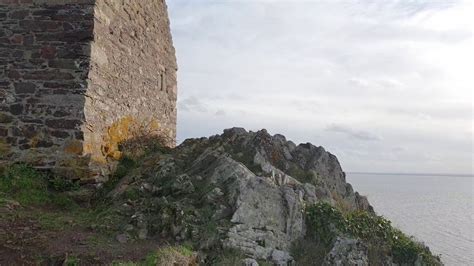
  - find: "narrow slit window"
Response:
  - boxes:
[161,71,166,92]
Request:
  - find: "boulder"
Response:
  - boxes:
[323,237,369,266]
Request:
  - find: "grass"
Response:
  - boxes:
[147,245,195,265]
[211,249,246,266]
[0,164,77,209]
[64,256,80,266]
[111,245,196,266]
[0,164,121,234]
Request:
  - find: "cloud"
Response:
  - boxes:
[178,96,207,113]
[215,109,226,116]
[168,0,473,174]
[326,124,382,141]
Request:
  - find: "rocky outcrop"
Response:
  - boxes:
[323,237,369,266]
[106,128,376,265]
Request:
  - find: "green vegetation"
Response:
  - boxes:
[99,138,171,199]
[303,202,441,265]
[112,245,196,266]
[146,245,195,265]
[49,176,80,192]
[291,238,330,266]
[211,249,246,266]
[210,248,273,266]
[118,133,172,161]
[64,256,80,266]
[0,163,121,233]
[287,165,315,184]
[0,164,76,209]
[305,201,346,245]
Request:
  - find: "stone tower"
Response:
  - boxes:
[0,0,177,182]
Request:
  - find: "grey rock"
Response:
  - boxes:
[271,249,294,265]
[323,237,369,266]
[171,174,195,194]
[116,233,129,244]
[242,258,259,266]
[109,128,379,263]
[138,228,148,240]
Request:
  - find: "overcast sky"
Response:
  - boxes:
[167,0,473,175]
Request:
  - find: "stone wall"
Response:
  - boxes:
[0,0,177,182]
[84,0,177,174]
[0,1,95,177]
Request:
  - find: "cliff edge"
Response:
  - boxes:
[0,128,441,265]
[105,128,440,265]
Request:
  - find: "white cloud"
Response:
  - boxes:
[326,124,382,141]
[169,0,473,174]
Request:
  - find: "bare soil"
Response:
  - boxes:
[0,203,162,265]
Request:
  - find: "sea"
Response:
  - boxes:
[347,173,474,266]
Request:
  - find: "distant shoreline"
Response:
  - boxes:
[347,172,474,178]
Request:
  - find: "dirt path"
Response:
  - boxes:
[0,203,162,265]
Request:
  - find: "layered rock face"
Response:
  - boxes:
[109,128,373,264]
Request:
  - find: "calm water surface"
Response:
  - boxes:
[347,173,473,266]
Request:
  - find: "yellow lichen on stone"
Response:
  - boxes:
[29,136,40,148]
[101,116,134,160]
[100,116,163,161]
[64,140,84,155]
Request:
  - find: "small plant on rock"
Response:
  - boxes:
[303,202,441,265]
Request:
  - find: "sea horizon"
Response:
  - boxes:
[347,172,474,265]
[348,171,474,178]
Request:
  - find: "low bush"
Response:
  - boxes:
[304,202,440,265]
[0,164,50,205]
[305,201,345,245]
[0,164,76,209]
[49,176,80,192]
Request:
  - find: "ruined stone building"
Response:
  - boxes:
[0,0,177,182]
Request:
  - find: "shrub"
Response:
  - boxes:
[305,201,345,245]
[391,230,421,264]
[49,177,80,192]
[304,202,440,265]
[345,211,393,241]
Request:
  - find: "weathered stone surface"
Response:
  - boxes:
[323,237,369,266]
[14,82,36,94]
[108,128,374,265]
[84,0,177,170]
[45,119,81,129]
[0,127,8,137]
[242,258,259,266]
[0,2,93,173]
[0,113,13,123]
[0,1,177,180]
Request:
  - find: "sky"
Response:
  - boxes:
[167,0,473,175]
